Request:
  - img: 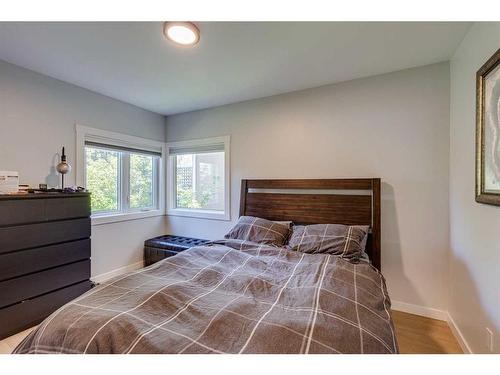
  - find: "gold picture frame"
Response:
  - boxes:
[476,48,500,206]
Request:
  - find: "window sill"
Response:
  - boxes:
[91,209,165,226]
[166,208,230,221]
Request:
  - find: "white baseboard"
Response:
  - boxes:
[91,260,144,284]
[447,313,473,354]
[391,300,448,321]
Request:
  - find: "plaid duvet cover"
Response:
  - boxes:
[14,239,398,354]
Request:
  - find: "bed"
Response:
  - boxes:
[14,178,398,354]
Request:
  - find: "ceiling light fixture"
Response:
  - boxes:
[163,22,200,47]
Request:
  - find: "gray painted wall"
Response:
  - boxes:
[166,63,451,314]
[450,22,500,353]
[0,59,167,277]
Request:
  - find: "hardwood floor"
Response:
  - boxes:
[0,326,37,354]
[392,310,463,354]
[0,312,462,354]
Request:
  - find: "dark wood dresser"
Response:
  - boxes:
[0,192,92,339]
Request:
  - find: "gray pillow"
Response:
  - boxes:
[273,220,293,229]
[225,216,291,246]
[287,224,369,260]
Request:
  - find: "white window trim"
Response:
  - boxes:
[166,135,230,221]
[76,124,166,226]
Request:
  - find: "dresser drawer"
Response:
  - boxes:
[0,195,90,227]
[0,239,90,281]
[0,281,92,340]
[0,260,90,308]
[44,196,91,222]
[0,217,91,254]
[0,199,44,227]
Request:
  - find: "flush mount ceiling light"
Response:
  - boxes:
[163,22,200,47]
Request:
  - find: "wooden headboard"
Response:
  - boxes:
[239,178,381,271]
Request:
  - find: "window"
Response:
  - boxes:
[85,146,120,214]
[167,136,230,220]
[76,125,165,225]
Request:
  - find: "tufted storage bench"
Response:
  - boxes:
[144,235,210,266]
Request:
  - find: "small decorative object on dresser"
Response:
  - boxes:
[56,146,72,190]
[0,171,19,194]
[144,235,210,266]
[0,192,92,339]
[476,48,500,206]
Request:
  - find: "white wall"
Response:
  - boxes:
[449,23,500,353]
[166,63,451,314]
[0,59,167,278]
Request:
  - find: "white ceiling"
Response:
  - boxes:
[0,22,471,115]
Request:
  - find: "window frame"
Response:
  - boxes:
[76,125,166,226]
[166,135,231,221]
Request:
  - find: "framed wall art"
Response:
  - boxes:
[476,48,500,206]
